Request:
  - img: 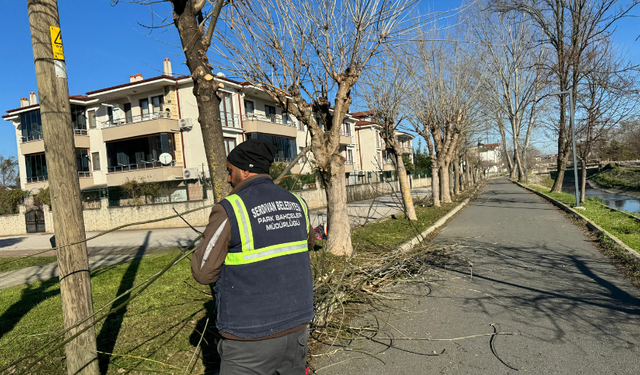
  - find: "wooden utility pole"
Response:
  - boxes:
[27,1,99,374]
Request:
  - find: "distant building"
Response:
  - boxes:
[471,143,502,173]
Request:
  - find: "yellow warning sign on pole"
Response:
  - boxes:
[50,26,64,60]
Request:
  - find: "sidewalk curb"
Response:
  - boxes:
[394,184,483,253]
[512,180,640,262]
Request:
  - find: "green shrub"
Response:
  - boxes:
[0,189,27,215]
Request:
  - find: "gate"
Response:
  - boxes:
[25,209,46,233]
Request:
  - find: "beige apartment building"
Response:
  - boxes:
[350,110,414,178]
[3,58,370,205]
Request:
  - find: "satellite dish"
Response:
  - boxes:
[159,153,173,165]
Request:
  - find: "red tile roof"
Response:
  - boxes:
[69,95,93,101]
[86,74,176,95]
[355,120,377,126]
[5,103,39,114]
[350,110,374,118]
[482,143,500,148]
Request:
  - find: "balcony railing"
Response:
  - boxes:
[21,129,87,143]
[26,175,48,183]
[26,171,90,183]
[102,112,173,128]
[243,113,296,127]
[345,159,354,165]
[221,112,241,129]
[108,160,176,173]
[21,134,43,143]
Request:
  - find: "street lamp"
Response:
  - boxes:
[549,89,580,207]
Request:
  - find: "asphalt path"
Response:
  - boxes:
[0,186,431,289]
[316,178,640,374]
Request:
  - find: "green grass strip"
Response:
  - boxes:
[0,256,57,273]
[527,184,640,252]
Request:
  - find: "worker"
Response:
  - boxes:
[191,138,315,374]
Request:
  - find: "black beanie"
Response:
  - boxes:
[227,139,276,174]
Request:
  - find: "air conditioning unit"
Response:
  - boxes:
[179,118,193,130]
[182,168,198,180]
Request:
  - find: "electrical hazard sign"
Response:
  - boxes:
[50,26,64,60]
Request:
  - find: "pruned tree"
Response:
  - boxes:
[492,0,639,192]
[216,0,420,256]
[360,52,417,220]
[474,7,545,183]
[0,155,19,189]
[575,38,639,201]
[410,23,484,204]
[114,0,232,201]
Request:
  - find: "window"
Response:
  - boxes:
[140,99,149,120]
[107,107,114,124]
[346,149,354,164]
[283,113,291,125]
[220,93,235,127]
[92,152,101,171]
[88,110,96,129]
[76,149,90,175]
[151,95,164,117]
[124,103,132,123]
[70,105,86,133]
[265,105,276,122]
[20,110,42,142]
[298,120,304,131]
[342,121,351,136]
[244,100,254,115]
[25,153,47,182]
[224,138,237,156]
[248,133,296,162]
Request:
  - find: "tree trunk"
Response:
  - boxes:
[513,144,526,182]
[580,160,587,203]
[551,152,570,193]
[440,163,452,203]
[510,149,519,179]
[465,160,471,187]
[454,159,461,195]
[173,0,230,201]
[431,158,440,207]
[322,156,353,256]
[498,119,514,176]
[393,151,417,220]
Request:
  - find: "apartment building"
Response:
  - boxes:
[350,110,414,175]
[3,58,362,202]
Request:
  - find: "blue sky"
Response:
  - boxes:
[1,0,638,158]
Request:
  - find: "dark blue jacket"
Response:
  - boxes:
[216,176,314,339]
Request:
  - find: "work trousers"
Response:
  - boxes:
[217,327,309,375]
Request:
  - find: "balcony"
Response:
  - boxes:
[340,131,353,145]
[242,114,297,138]
[106,161,182,186]
[25,172,94,190]
[20,129,90,155]
[345,160,355,173]
[101,113,179,142]
[401,146,414,155]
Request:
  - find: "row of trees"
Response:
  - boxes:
[121,0,639,254]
